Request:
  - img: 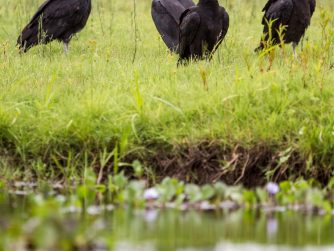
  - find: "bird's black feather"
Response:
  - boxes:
[18,0,91,52]
[262,0,293,25]
[309,0,316,16]
[178,0,229,63]
[178,8,201,60]
[151,0,195,51]
[256,0,316,52]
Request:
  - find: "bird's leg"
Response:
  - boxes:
[63,42,69,54]
[292,42,298,59]
[300,36,305,51]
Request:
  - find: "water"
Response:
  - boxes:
[109,209,334,251]
[1,194,334,251]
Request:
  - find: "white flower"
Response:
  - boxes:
[144,188,159,200]
[266,182,279,195]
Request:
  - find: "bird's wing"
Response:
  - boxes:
[152,0,195,50]
[179,0,195,9]
[178,8,200,57]
[28,0,54,25]
[219,7,229,41]
[262,0,293,25]
[309,0,316,16]
[262,0,276,12]
[27,0,81,29]
[159,0,195,24]
[208,7,229,60]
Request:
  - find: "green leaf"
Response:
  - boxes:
[113,172,128,191]
[185,184,202,203]
[201,185,215,200]
[132,160,143,178]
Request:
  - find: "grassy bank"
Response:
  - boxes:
[0,0,334,185]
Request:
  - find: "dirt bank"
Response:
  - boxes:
[136,141,331,187]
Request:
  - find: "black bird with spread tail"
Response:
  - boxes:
[178,0,229,64]
[17,0,92,53]
[256,0,316,55]
[152,0,195,52]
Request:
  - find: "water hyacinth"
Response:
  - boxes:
[144,188,159,201]
[1,176,334,214]
[266,182,280,196]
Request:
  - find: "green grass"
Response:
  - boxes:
[0,0,334,183]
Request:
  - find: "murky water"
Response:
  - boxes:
[1,194,334,251]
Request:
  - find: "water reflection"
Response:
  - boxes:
[1,193,334,251]
[266,217,278,240]
[113,243,334,251]
[109,209,334,251]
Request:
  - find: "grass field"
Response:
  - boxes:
[0,0,334,185]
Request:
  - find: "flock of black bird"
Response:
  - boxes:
[17,0,317,63]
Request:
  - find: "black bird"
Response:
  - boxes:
[151,0,195,52]
[178,0,229,64]
[256,0,316,55]
[17,0,92,53]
